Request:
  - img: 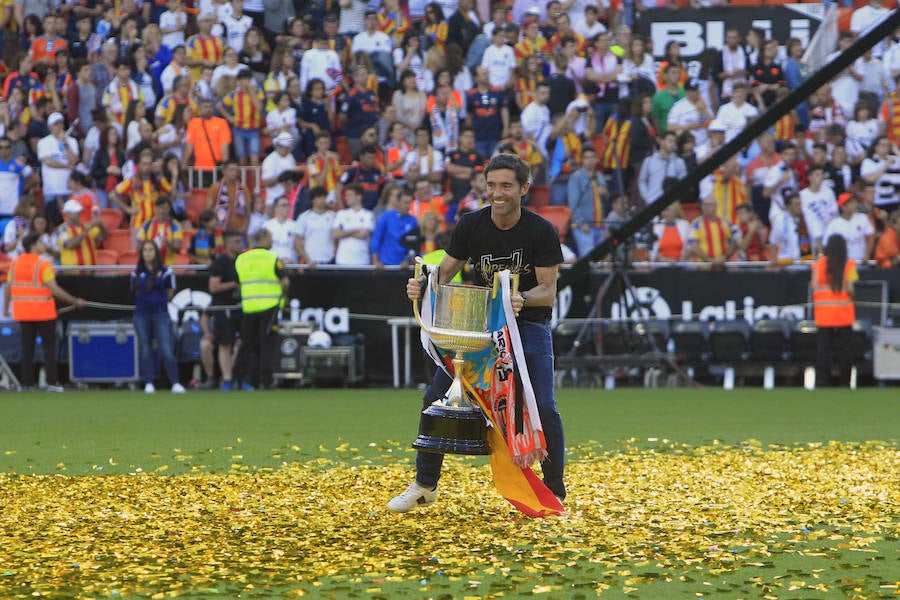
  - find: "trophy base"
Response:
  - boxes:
[412,403,490,455]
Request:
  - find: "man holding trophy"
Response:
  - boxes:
[388,153,566,514]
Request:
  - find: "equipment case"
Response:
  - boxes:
[68,321,140,382]
[873,327,900,381]
[272,321,314,382]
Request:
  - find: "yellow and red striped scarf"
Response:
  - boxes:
[711,170,746,224]
[599,116,631,171]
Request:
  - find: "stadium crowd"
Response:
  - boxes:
[0,0,898,279]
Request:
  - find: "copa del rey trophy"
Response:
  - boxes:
[410,263,518,455]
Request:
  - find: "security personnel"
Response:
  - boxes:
[3,233,85,390]
[811,234,857,387]
[232,228,288,391]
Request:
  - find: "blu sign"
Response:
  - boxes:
[637,4,824,61]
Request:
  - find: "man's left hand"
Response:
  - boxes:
[511,293,524,317]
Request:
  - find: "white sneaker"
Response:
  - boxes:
[45,385,64,393]
[171,383,186,394]
[144,383,156,394]
[387,482,437,513]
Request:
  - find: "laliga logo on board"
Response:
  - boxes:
[167,291,350,334]
[610,287,805,324]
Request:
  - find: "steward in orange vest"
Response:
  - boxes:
[3,233,84,390]
[811,234,857,387]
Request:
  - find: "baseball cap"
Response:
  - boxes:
[63,199,83,214]
[837,192,855,207]
[48,112,64,126]
[708,119,726,133]
[684,78,699,92]
[274,132,295,147]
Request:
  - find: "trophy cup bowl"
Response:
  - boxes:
[411,268,496,455]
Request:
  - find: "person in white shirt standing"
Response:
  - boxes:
[824,193,875,262]
[261,132,298,208]
[715,82,758,143]
[762,143,799,226]
[715,27,749,104]
[332,183,374,265]
[352,11,394,54]
[296,187,336,266]
[480,26,516,89]
[222,0,255,53]
[800,164,838,255]
[519,81,551,159]
[159,0,188,50]
[851,0,892,58]
[860,135,900,213]
[37,113,80,228]
[769,192,808,264]
[666,79,713,148]
[300,32,344,94]
[263,195,301,263]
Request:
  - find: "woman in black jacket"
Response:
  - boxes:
[90,125,127,210]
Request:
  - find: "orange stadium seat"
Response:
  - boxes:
[96,249,120,275]
[334,135,353,166]
[99,208,124,232]
[187,188,208,216]
[529,184,551,210]
[537,206,571,244]
[117,251,138,266]
[105,229,134,254]
[174,253,192,265]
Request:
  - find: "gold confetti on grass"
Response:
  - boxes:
[0,442,897,599]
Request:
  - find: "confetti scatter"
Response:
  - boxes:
[0,441,897,598]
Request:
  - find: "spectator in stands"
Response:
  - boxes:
[340,64,381,158]
[0,136,35,221]
[650,202,690,263]
[188,210,223,267]
[688,196,736,268]
[713,26,749,105]
[111,148,173,241]
[219,69,263,168]
[333,183,374,265]
[206,159,251,233]
[201,229,244,391]
[404,126,444,193]
[482,25,517,89]
[750,39,786,112]
[699,155,745,225]
[307,131,343,205]
[264,92,298,149]
[183,98,232,187]
[444,127,484,222]
[67,60,96,139]
[57,198,106,267]
[667,79,713,148]
[860,135,900,214]
[856,49,889,116]
[824,193,874,263]
[800,164,838,256]
[587,30,620,128]
[715,82,758,144]
[567,145,608,258]
[186,13,225,82]
[651,63,684,135]
[138,196,183,266]
[67,170,99,219]
[339,144,385,210]
[733,203,767,262]
[90,125,125,211]
[372,186,417,269]
[154,76,195,129]
[874,209,900,268]
[859,180,888,241]
[37,112,79,228]
[31,14,68,65]
[132,239,186,395]
[637,131,686,207]
[263,195,301,264]
[160,45,191,96]
[1,197,36,258]
[260,132,297,208]
[101,58,142,128]
[296,187,336,267]
[762,142,799,227]
[769,192,813,266]
[851,0,891,57]
[465,65,508,158]
[520,81,551,159]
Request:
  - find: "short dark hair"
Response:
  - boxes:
[807,164,824,175]
[344,183,364,197]
[359,145,376,157]
[222,229,243,240]
[21,232,41,252]
[236,68,252,80]
[310,186,328,201]
[155,195,170,206]
[483,153,531,188]
[199,209,215,223]
[114,57,131,70]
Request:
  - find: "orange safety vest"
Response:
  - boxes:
[811,256,855,328]
[8,253,57,322]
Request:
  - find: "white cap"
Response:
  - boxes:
[708,118,726,133]
[274,132,295,147]
[48,112,64,126]
[63,199,83,214]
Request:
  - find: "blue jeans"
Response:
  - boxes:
[415,320,566,499]
[233,127,260,159]
[572,225,605,258]
[134,308,180,385]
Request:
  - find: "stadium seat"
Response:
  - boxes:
[96,249,120,275]
[335,136,353,165]
[117,251,138,266]
[32,188,43,212]
[174,253,192,265]
[99,208,124,232]
[709,320,751,363]
[536,206,571,243]
[670,321,709,364]
[680,202,701,222]
[187,189,208,224]
[105,229,134,254]
[633,319,670,354]
[529,184,551,209]
[750,319,791,363]
[790,320,818,365]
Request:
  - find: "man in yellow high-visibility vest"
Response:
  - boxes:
[232,228,288,391]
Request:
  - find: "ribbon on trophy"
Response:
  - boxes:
[418,265,564,517]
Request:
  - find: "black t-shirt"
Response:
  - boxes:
[447,207,563,322]
[209,254,239,306]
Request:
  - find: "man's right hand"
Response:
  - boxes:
[407,275,425,302]
[74,298,86,308]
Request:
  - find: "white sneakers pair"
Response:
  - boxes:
[144,383,186,394]
[387,482,438,513]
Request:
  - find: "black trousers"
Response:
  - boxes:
[20,320,58,387]
[232,307,278,387]
[816,325,853,387]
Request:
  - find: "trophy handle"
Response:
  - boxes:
[412,259,429,333]
[492,272,520,299]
